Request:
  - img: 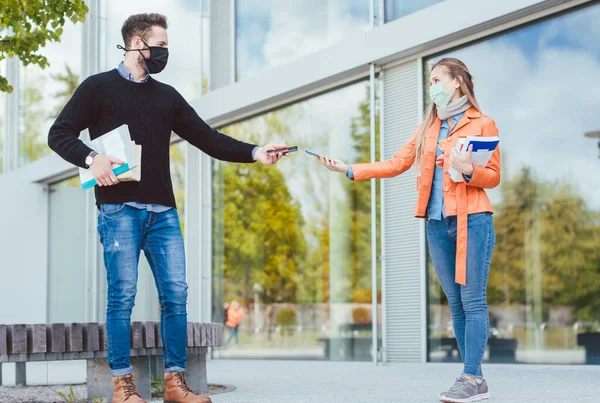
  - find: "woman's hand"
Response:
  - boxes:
[317,156,348,174]
[449,145,474,176]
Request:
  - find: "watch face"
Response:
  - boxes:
[86,156,93,166]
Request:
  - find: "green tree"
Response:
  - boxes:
[0,0,88,93]
[19,80,50,163]
[170,141,186,234]
[489,167,600,321]
[218,160,307,305]
[348,84,381,303]
[50,63,79,119]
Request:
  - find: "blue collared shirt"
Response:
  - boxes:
[346,113,470,219]
[426,112,465,220]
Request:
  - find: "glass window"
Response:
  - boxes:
[426,4,600,365]
[235,0,370,80]
[100,0,208,100]
[212,80,381,360]
[385,0,444,23]
[19,22,82,167]
[48,177,87,322]
[171,140,187,234]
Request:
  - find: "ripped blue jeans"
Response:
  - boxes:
[98,204,188,376]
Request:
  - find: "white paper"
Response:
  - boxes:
[79,125,137,188]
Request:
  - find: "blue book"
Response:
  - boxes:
[450,136,500,182]
[458,137,500,153]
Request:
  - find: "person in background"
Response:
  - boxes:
[316,58,500,403]
[224,300,245,347]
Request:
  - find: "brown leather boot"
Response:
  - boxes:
[164,372,212,403]
[111,373,146,403]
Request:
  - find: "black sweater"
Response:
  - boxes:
[48,69,256,208]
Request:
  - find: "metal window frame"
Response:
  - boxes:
[369,63,378,365]
[416,56,427,363]
[230,0,236,84]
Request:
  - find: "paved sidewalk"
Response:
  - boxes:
[199,359,600,403]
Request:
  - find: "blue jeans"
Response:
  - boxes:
[426,212,495,377]
[224,326,239,347]
[98,204,188,377]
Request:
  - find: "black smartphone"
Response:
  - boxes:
[305,150,322,158]
[266,146,298,156]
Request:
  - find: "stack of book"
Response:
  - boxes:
[79,125,142,189]
[449,136,500,182]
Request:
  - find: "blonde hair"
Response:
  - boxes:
[414,58,481,169]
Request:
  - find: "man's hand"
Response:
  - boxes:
[90,155,124,187]
[255,144,289,165]
[449,145,474,176]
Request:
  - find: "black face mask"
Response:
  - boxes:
[117,39,169,74]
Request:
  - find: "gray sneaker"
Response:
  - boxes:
[439,376,489,402]
[476,378,489,399]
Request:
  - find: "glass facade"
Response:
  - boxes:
[426,3,600,365]
[0,0,596,370]
[18,21,82,167]
[235,0,370,80]
[385,0,444,23]
[212,80,381,360]
[100,0,209,100]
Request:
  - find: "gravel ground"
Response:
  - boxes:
[0,384,230,403]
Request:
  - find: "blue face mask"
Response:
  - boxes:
[429,81,455,107]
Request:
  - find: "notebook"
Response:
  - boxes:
[79,125,139,189]
[449,136,500,182]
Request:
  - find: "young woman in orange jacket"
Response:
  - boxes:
[318,58,499,403]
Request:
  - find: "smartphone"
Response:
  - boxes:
[305,149,322,158]
[266,146,298,156]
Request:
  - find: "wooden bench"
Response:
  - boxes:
[0,322,223,401]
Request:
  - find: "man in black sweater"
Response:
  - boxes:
[48,13,287,403]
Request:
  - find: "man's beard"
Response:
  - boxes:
[137,54,146,72]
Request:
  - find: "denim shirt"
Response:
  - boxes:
[346,113,468,219]
[426,112,465,220]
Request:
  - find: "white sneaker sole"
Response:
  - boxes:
[439,392,490,403]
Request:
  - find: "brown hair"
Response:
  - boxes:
[414,58,481,169]
[121,13,168,47]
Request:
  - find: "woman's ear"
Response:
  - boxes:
[454,76,462,89]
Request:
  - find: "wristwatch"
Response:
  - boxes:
[85,151,98,168]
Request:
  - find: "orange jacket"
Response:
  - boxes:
[226,307,245,327]
[350,108,500,285]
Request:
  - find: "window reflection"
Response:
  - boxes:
[385,0,443,23]
[19,22,82,166]
[236,0,369,80]
[212,81,381,360]
[426,3,600,365]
